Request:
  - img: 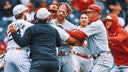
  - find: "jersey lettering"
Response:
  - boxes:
[8,23,26,41]
[14,23,26,29]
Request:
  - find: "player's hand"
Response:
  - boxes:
[66,36,86,46]
[69,38,85,46]
[9,24,17,33]
[81,41,87,47]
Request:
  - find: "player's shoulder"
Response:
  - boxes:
[65,20,77,28]
[118,27,127,34]
[65,20,72,24]
[50,19,56,23]
[13,20,34,28]
[65,20,76,26]
[20,20,33,24]
[91,20,103,26]
[50,19,57,25]
[7,21,15,28]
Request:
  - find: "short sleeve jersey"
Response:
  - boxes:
[72,26,91,56]
[7,19,33,49]
[81,20,110,55]
[50,19,77,52]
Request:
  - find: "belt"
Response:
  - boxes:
[57,51,70,56]
[6,48,22,51]
[71,51,93,58]
[93,51,111,59]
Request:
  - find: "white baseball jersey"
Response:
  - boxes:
[72,26,91,56]
[50,19,77,72]
[7,19,33,49]
[50,19,75,41]
[50,24,69,42]
[50,19,77,51]
[72,26,93,72]
[81,20,110,55]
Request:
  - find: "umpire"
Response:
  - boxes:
[9,8,62,72]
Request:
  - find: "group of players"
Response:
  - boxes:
[3,1,128,72]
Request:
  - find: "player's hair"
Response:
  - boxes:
[80,11,87,17]
[15,13,24,19]
[80,11,87,15]
[57,2,72,14]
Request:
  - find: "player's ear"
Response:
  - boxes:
[34,13,37,20]
[34,13,38,23]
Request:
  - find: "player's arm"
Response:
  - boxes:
[66,29,88,46]
[51,25,85,46]
[108,29,128,43]
[55,29,62,47]
[9,24,31,47]
[66,36,85,46]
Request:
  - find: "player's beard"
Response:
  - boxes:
[57,16,65,21]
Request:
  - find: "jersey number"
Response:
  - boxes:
[8,29,21,41]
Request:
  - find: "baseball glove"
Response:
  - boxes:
[66,29,87,40]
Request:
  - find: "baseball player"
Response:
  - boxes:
[47,4,58,20]
[9,8,62,72]
[72,12,93,72]
[67,4,114,72]
[50,2,77,72]
[82,4,114,72]
[4,4,33,72]
[103,14,128,72]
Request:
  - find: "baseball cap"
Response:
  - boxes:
[36,8,51,20]
[85,4,102,14]
[105,15,112,20]
[13,4,28,15]
[103,15,113,21]
[48,4,58,11]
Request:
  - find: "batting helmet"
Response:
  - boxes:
[48,4,58,11]
[85,4,102,14]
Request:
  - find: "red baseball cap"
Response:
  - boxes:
[48,4,58,11]
[85,4,102,14]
